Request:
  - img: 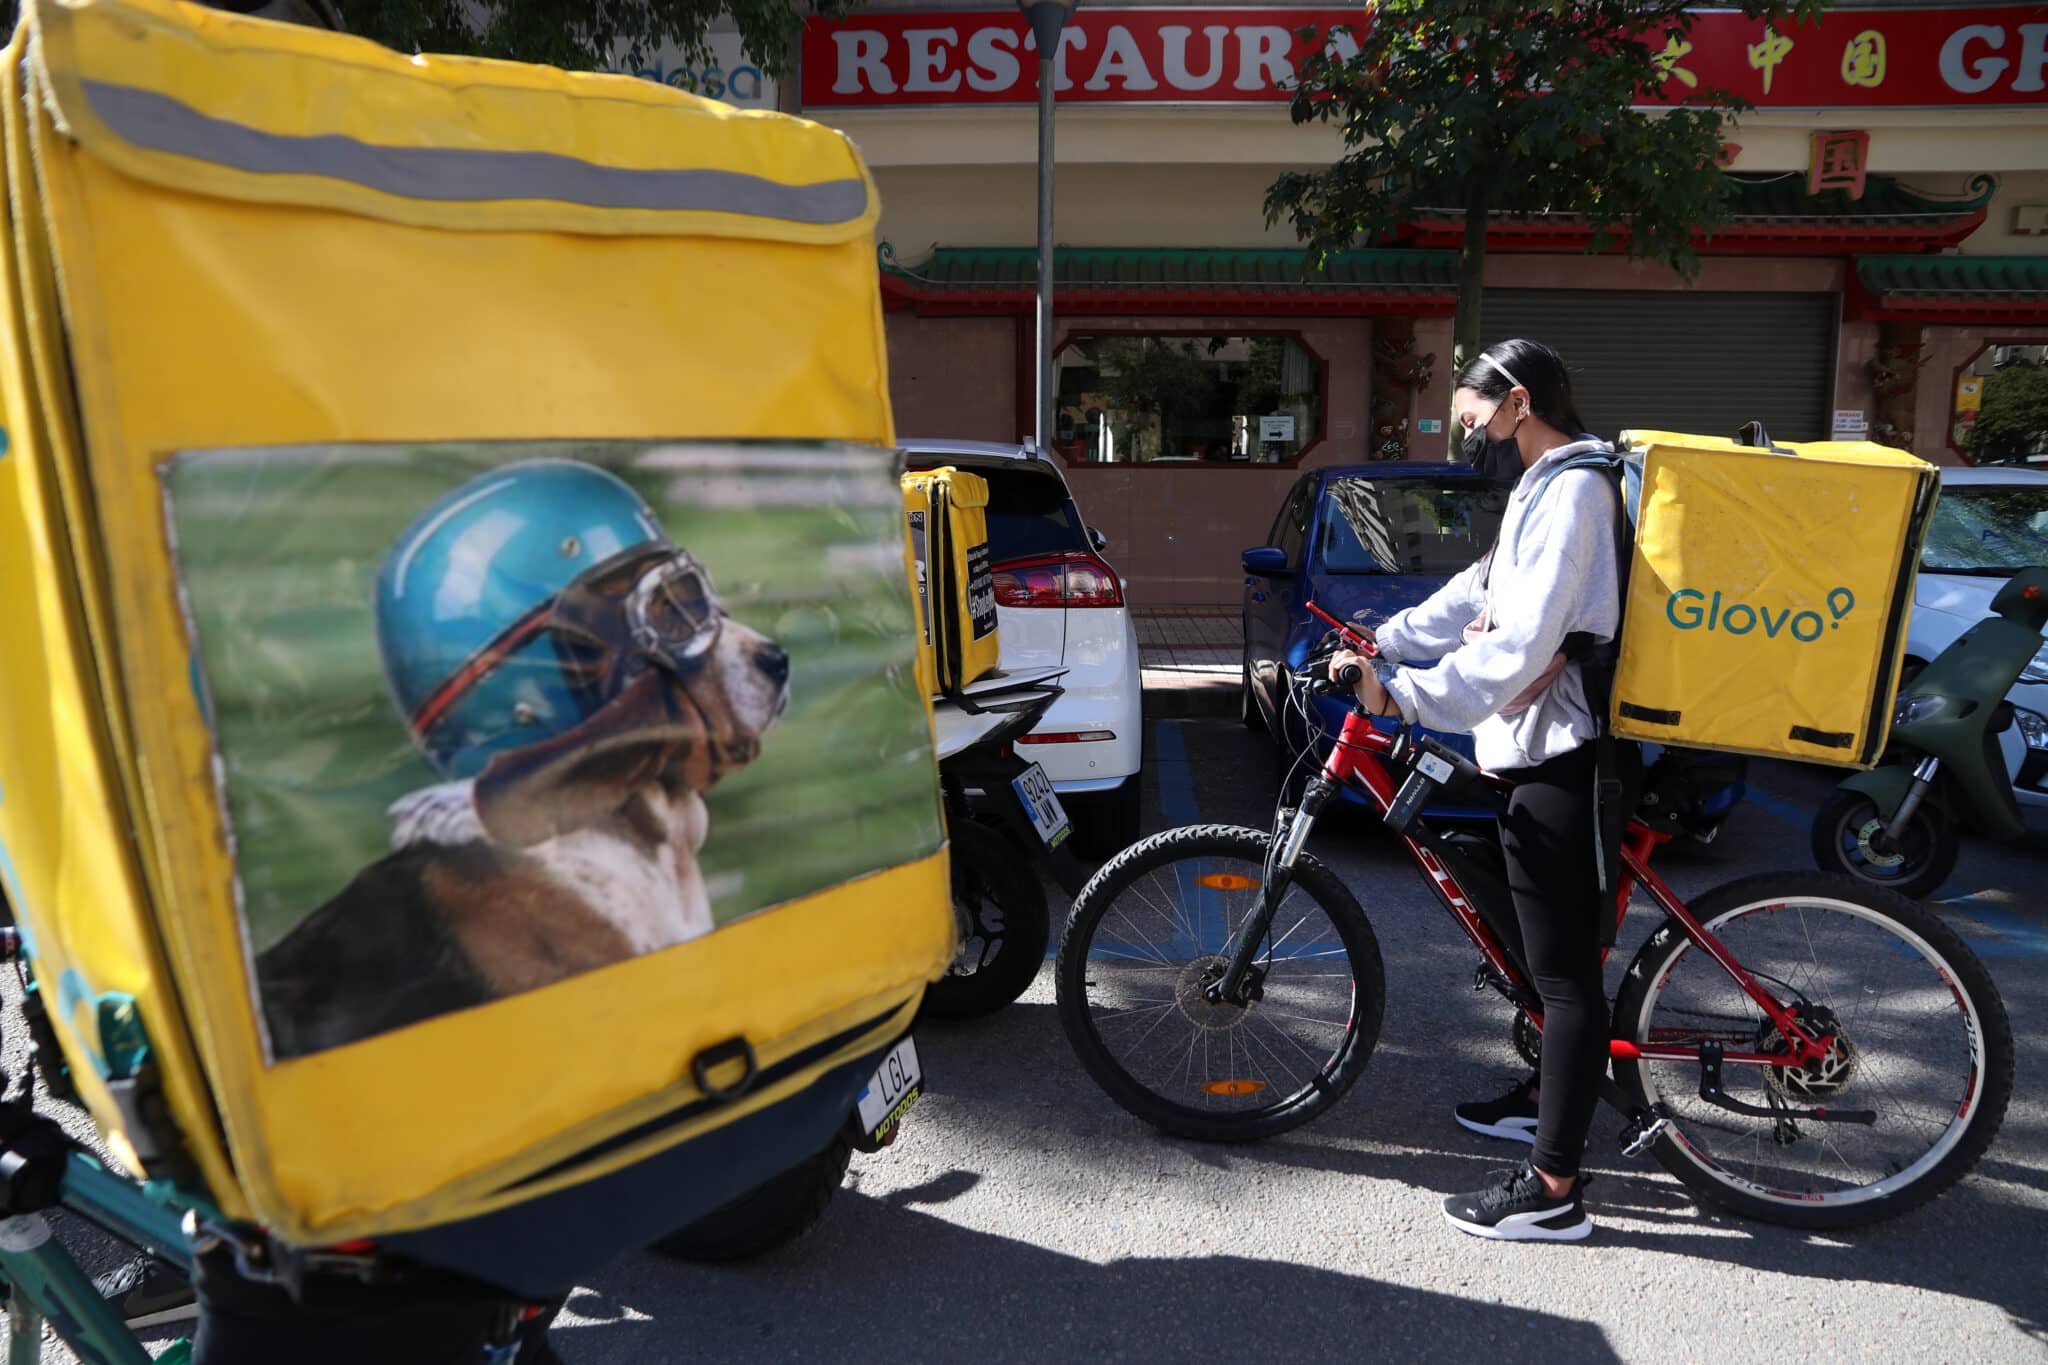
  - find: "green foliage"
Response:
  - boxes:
[1269,0,1829,372]
[1963,362,2048,466]
[0,1,843,75]
[335,0,847,74]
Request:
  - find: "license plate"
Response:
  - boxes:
[1011,763,1072,848]
[855,1037,922,1144]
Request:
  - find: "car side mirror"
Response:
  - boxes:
[1090,527,1109,553]
[1242,546,1289,577]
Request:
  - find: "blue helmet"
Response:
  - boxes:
[376,459,669,778]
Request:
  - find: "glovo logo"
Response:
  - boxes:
[1666,586,1856,642]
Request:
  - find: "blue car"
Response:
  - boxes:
[1240,463,1509,813]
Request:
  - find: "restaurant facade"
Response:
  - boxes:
[764,2,2048,602]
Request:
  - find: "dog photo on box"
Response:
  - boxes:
[163,440,943,1061]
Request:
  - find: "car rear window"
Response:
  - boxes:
[1318,477,1508,574]
[907,461,1087,562]
[1921,485,2048,574]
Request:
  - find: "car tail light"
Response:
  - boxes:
[1017,730,1117,744]
[992,552,1125,609]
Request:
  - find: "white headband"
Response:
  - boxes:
[1479,353,1528,396]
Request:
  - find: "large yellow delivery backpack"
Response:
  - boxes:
[1606,427,1938,767]
[900,466,1002,695]
[0,0,952,1293]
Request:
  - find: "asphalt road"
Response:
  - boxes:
[9,717,2045,1362]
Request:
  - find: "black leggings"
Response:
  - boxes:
[1497,742,1627,1180]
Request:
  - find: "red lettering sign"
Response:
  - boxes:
[1641,7,2048,108]
[802,6,2048,109]
[801,9,1357,106]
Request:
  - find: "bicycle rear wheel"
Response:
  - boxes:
[1613,872,2013,1229]
[1055,824,1384,1143]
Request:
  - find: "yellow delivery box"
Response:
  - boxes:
[0,0,953,1282]
[901,467,1002,694]
[1609,429,1938,768]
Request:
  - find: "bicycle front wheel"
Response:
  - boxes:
[1055,824,1384,1143]
[1614,872,2014,1229]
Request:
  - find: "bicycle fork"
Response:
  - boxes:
[1207,774,1335,1005]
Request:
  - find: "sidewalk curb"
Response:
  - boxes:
[1143,682,1239,720]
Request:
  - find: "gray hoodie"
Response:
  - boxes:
[1377,440,1622,772]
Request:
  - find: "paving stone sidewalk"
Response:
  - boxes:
[1137,605,1241,718]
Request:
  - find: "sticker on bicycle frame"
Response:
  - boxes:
[1417,752,1455,784]
[1200,1080,1268,1097]
[0,1215,52,1251]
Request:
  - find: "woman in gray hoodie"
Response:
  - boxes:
[1330,338,1630,1243]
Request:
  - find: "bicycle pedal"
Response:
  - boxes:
[1619,1115,1669,1158]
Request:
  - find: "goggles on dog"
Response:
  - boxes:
[409,544,723,740]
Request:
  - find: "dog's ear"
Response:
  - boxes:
[472,672,709,848]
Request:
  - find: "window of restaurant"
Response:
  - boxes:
[1051,332,1325,466]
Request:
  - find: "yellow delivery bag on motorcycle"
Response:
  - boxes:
[901,466,1002,694]
[1608,428,1938,768]
[0,0,951,1287]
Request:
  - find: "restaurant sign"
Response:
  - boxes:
[801,6,2048,108]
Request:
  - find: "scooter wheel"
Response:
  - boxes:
[1810,788,1959,902]
[649,1139,853,1264]
[920,819,1050,1019]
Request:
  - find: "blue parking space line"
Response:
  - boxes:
[1149,720,1228,955]
[1936,890,2048,959]
[1153,720,1202,830]
[1744,785,1809,830]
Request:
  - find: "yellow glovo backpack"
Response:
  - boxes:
[1607,426,1938,767]
[900,466,1002,698]
[0,0,952,1294]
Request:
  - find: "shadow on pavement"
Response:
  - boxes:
[913,1000,2045,1350]
[558,1192,1622,1365]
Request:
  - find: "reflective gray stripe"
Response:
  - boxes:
[80,79,868,224]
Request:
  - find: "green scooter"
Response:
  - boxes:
[1811,565,2048,900]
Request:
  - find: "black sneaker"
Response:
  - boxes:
[92,1256,197,1329]
[1442,1163,1593,1242]
[1454,1077,1539,1145]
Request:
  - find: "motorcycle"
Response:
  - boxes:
[922,668,1095,1019]
[653,670,1090,1264]
[1812,565,2048,899]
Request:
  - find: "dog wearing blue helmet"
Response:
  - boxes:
[255,459,791,1059]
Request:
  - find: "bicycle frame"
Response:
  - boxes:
[0,1152,194,1365]
[1219,605,1830,1074]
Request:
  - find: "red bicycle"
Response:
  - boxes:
[1055,606,2014,1229]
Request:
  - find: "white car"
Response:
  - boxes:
[903,440,1144,853]
[1907,465,2048,815]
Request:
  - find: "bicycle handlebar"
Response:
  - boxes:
[1304,600,1378,657]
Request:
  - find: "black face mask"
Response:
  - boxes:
[1461,401,1525,484]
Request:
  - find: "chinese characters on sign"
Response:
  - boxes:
[1747,26,1794,95]
[1809,130,1872,199]
[1655,36,1698,90]
[1632,7,2045,110]
[1841,30,1887,89]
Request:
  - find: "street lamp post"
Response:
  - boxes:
[1018,0,1078,453]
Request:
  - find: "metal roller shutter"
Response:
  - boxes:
[1480,289,1838,442]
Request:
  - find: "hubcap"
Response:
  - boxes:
[949,878,1006,976]
[1850,816,1906,870]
